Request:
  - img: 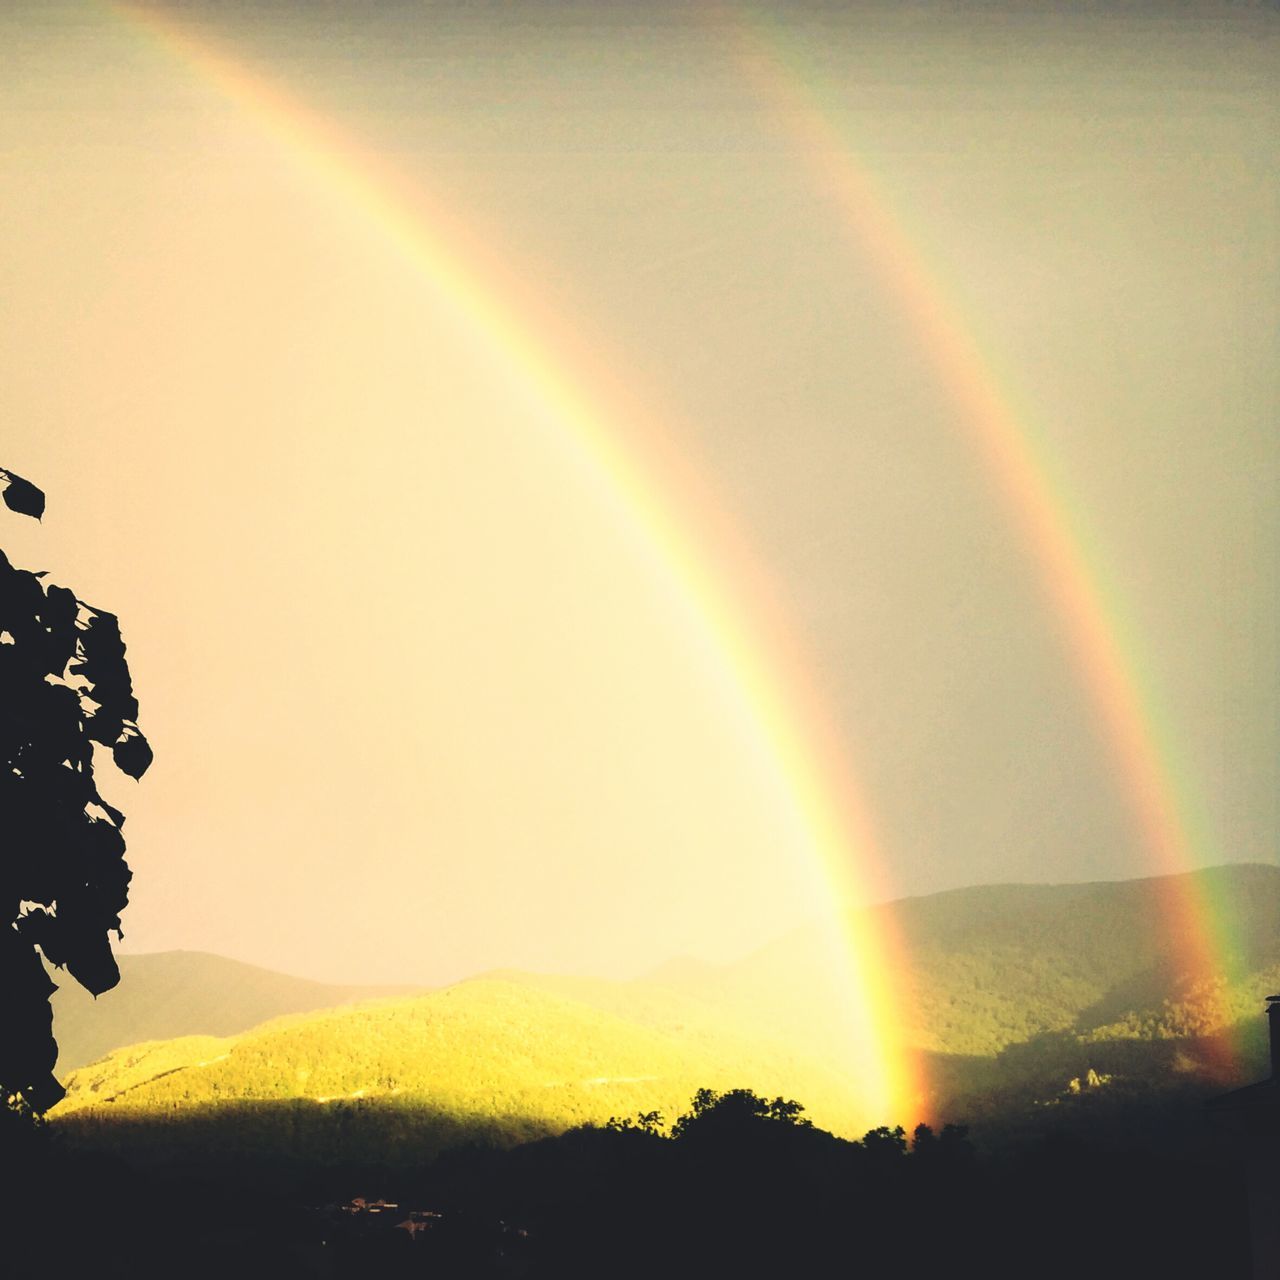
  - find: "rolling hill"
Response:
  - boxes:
[660,862,1280,1063]
[50,864,1280,1164]
[55,974,873,1164]
[49,950,420,1071]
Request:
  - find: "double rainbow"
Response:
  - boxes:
[109,1,1238,1120]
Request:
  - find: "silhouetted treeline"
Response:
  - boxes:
[413,1088,1246,1280]
[3,1085,1251,1279]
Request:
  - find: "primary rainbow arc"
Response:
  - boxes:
[109,4,928,1122]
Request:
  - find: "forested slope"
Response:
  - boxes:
[52,866,1280,1163]
[50,950,419,1070]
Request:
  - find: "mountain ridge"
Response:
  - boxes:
[51,864,1280,1163]
[50,948,422,1071]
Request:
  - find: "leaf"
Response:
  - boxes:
[69,943,121,997]
[0,470,45,520]
[112,727,153,779]
[93,796,127,829]
[73,609,139,739]
[19,899,122,996]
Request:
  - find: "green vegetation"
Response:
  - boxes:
[50,950,420,1070]
[670,863,1279,1061]
[896,864,1280,1055]
[56,975,872,1164]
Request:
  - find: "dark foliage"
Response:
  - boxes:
[15,1086,1254,1279]
[0,467,46,521]
[0,470,151,1112]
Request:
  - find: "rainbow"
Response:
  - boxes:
[106,5,928,1123]
[718,12,1238,1064]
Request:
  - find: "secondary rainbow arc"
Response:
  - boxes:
[720,10,1237,1063]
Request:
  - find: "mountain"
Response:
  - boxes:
[650,863,1280,1132]
[55,974,871,1165]
[49,950,419,1071]
[658,863,1280,1063]
[50,865,1280,1164]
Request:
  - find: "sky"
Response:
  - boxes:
[1,1,1276,986]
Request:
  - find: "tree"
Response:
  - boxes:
[669,1087,813,1140]
[605,1108,664,1135]
[0,469,151,1113]
[858,1124,908,1161]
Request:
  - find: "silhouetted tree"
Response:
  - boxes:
[669,1087,813,1140]
[858,1123,908,1160]
[0,469,151,1114]
[605,1108,664,1135]
[910,1120,976,1170]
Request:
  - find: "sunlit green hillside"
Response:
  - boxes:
[57,975,871,1157]
[50,950,420,1071]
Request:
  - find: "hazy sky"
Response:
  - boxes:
[2,1,1275,984]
